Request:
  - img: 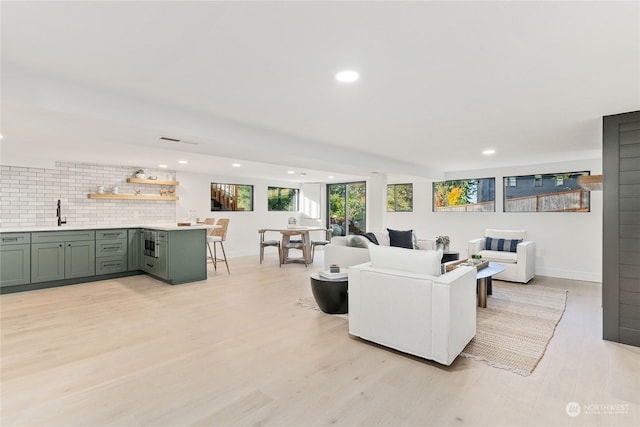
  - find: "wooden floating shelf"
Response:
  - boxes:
[578,175,603,191]
[127,178,179,186]
[88,194,179,201]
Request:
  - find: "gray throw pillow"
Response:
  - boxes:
[347,235,369,248]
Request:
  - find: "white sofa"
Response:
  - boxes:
[468,229,536,284]
[323,230,435,270]
[348,244,477,366]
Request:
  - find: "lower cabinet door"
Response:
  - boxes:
[65,241,96,279]
[128,229,143,271]
[156,243,169,280]
[0,244,31,287]
[31,242,65,283]
[142,255,158,276]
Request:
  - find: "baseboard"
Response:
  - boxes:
[536,267,601,283]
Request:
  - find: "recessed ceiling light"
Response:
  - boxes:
[232,163,241,167]
[158,164,168,168]
[482,149,496,156]
[287,170,295,174]
[335,70,359,83]
[328,175,335,179]
[178,160,188,164]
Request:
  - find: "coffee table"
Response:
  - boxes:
[310,272,348,314]
[476,262,505,308]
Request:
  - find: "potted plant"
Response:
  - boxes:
[436,235,450,251]
[134,169,146,179]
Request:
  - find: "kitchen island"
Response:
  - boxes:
[0,224,208,294]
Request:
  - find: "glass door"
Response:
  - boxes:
[327,182,366,236]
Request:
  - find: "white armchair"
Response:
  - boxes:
[348,244,477,366]
[468,229,536,283]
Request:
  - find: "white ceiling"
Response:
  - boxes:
[1,1,638,182]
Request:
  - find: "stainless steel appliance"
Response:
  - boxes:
[143,229,159,258]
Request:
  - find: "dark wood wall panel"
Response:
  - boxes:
[603,111,640,347]
[620,278,640,292]
[620,252,640,265]
[620,184,640,197]
[620,143,640,157]
[620,212,640,224]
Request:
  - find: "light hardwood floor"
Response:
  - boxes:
[1,253,639,427]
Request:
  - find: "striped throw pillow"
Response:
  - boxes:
[485,237,522,252]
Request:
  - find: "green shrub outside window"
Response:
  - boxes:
[268,186,299,211]
[387,183,413,212]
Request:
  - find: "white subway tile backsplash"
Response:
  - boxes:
[0,162,176,227]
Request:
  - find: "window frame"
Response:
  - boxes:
[267,186,299,212]
[387,183,413,212]
[210,182,254,212]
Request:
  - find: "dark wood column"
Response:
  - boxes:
[603,110,640,347]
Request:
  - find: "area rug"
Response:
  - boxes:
[298,282,567,376]
[296,297,348,319]
[460,281,567,376]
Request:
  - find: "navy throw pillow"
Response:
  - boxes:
[362,232,379,245]
[387,228,414,249]
[485,237,522,253]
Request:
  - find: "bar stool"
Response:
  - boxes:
[207,218,230,274]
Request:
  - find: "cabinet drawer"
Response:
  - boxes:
[96,256,127,275]
[96,229,127,240]
[0,233,31,245]
[96,239,127,257]
[32,230,95,243]
[158,231,168,242]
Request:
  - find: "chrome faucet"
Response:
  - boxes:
[57,199,67,226]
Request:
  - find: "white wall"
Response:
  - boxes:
[386,159,602,282]
[177,171,316,258]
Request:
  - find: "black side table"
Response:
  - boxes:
[310,272,348,314]
[442,251,460,263]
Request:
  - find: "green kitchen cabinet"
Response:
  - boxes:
[31,231,96,283]
[127,229,143,271]
[142,228,206,284]
[0,233,31,287]
[31,242,65,283]
[95,229,127,275]
[65,240,96,279]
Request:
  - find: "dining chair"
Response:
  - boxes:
[280,229,308,267]
[310,228,332,262]
[207,218,230,274]
[258,229,281,265]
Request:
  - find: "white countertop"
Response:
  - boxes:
[0,224,211,233]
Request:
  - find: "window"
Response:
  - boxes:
[503,171,590,212]
[268,186,299,211]
[433,178,495,212]
[387,183,413,212]
[506,177,517,187]
[327,182,366,236]
[211,183,253,211]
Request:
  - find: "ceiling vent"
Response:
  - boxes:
[160,136,199,145]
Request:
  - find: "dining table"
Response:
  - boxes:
[262,226,328,264]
